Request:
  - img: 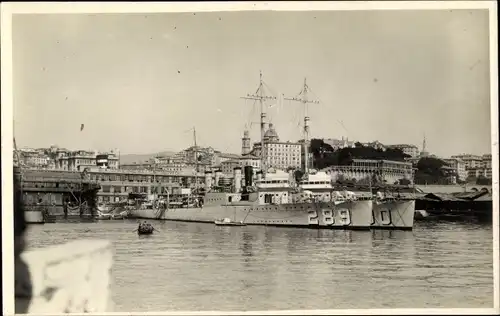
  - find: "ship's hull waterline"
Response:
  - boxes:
[130,200,375,230]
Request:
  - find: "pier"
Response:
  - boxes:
[15,167,101,223]
[414,185,492,221]
[17,240,114,313]
[14,172,113,314]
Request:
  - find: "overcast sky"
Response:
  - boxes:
[12,9,492,157]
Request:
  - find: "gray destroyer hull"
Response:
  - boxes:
[130,200,374,230]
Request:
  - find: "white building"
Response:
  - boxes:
[451,153,492,179]
[247,124,302,172]
[154,155,192,174]
[220,159,242,175]
[443,158,467,182]
[240,154,261,171]
[220,154,261,176]
[451,154,483,169]
[323,159,415,185]
[482,154,492,169]
[56,150,119,171]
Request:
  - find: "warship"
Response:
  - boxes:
[130,73,415,230]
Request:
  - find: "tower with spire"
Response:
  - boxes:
[241,129,251,155]
[420,133,429,157]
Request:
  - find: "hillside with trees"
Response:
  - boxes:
[309,138,456,185]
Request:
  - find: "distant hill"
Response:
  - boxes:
[119,151,177,165]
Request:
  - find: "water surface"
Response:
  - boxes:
[25,220,494,311]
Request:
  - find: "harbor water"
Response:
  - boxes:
[25,219,493,311]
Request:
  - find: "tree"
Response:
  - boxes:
[357,175,371,185]
[414,157,449,185]
[294,169,304,183]
[476,176,492,185]
[399,178,411,186]
[335,173,346,183]
[466,175,477,184]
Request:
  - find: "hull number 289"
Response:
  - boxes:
[307,209,351,226]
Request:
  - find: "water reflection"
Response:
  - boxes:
[24,220,493,311]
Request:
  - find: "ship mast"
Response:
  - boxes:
[14,137,23,197]
[284,78,319,175]
[240,71,276,174]
[153,154,157,200]
[193,126,198,191]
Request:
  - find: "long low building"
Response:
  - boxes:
[82,167,204,203]
[19,166,205,204]
[321,159,415,185]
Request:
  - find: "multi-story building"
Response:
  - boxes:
[322,159,415,185]
[121,156,197,175]
[215,152,242,165]
[220,159,242,175]
[451,153,492,179]
[219,154,261,176]
[82,166,205,203]
[467,167,492,179]
[51,148,120,171]
[15,147,53,169]
[155,155,192,174]
[22,152,52,168]
[386,144,419,158]
[55,150,119,171]
[482,154,492,169]
[485,167,493,179]
[247,124,302,171]
[443,158,467,182]
[451,154,483,169]
[240,154,261,171]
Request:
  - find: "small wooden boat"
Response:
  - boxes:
[111,213,124,220]
[97,203,113,213]
[137,223,155,235]
[214,217,246,226]
[96,211,112,220]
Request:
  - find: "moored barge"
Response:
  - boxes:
[15,167,101,223]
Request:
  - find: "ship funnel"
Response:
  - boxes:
[204,171,213,192]
[244,165,254,187]
[288,168,295,185]
[256,170,263,182]
[214,169,222,187]
[233,167,242,193]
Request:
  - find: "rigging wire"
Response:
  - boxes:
[306,85,350,136]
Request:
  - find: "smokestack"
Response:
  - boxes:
[233,167,242,193]
[256,170,263,182]
[214,169,222,187]
[204,171,212,192]
[288,168,295,185]
[244,165,254,187]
